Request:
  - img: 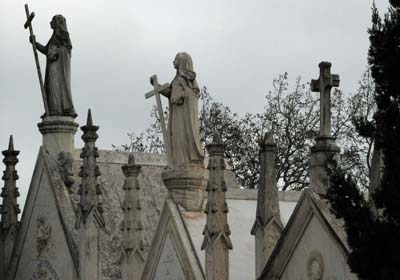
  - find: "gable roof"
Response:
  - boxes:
[7,147,78,279]
[141,197,205,280]
[259,189,350,279]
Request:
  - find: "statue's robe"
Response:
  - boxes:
[44,40,76,117]
[168,75,204,168]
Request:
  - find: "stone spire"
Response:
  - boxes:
[120,153,145,280]
[1,135,20,231]
[310,61,341,195]
[0,135,21,278]
[76,109,105,280]
[201,131,232,280]
[251,132,283,278]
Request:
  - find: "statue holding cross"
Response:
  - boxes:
[311,61,340,138]
[25,5,77,118]
[145,52,204,170]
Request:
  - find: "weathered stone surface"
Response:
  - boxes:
[311,61,340,138]
[120,154,145,280]
[0,136,21,279]
[259,190,357,280]
[183,198,298,280]
[162,165,208,211]
[38,115,78,160]
[202,132,232,280]
[72,150,170,280]
[251,133,283,278]
[153,235,186,279]
[309,62,341,195]
[11,151,77,280]
[309,137,340,195]
[167,52,204,169]
[76,110,105,280]
[142,198,205,280]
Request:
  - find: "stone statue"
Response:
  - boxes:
[30,15,77,117]
[160,52,204,169]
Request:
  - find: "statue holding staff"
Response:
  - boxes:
[28,14,77,117]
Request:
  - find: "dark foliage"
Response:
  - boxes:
[115,74,374,190]
[327,2,400,279]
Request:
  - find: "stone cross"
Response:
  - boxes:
[311,61,340,137]
[144,75,172,168]
[24,4,49,116]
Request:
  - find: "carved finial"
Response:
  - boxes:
[264,132,274,145]
[81,109,99,143]
[311,61,340,137]
[252,131,282,277]
[8,135,14,151]
[128,153,135,165]
[121,154,145,276]
[77,109,104,226]
[207,131,225,157]
[86,109,93,126]
[202,134,232,279]
[1,136,20,231]
[212,130,221,144]
[76,109,104,280]
[0,136,20,280]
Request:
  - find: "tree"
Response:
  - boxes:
[326,2,400,279]
[114,74,374,190]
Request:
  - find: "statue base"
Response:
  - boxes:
[162,164,209,211]
[310,136,340,195]
[38,116,78,160]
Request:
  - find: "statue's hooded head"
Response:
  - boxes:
[173,52,199,92]
[49,14,72,53]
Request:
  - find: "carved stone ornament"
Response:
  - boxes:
[31,259,60,280]
[57,151,75,189]
[264,224,281,252]
[307,250,324,280]
[36,216,52,257]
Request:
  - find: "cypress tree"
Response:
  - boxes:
[326,2,400,279]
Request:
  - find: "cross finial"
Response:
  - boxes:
[311,61,340,137]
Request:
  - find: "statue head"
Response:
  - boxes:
[49,14,72,52]
[174,52,195,74]
[50,15,68,32]
[173,52,199,91]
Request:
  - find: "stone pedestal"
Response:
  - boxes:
[38,116,78,160]
[309,137,340,195]
[162,165,208,211]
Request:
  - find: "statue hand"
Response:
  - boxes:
[48,54,58,62]
[47,46,59,62]
[29,35,35,44]
[177,97,184,105]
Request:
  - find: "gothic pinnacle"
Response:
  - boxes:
[86,108,93,126]
[8,135,14,151]
[1,135,20,231]
[78,110,104,225]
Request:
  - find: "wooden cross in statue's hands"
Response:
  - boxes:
[311,62,340,138]
[145,75,173,168]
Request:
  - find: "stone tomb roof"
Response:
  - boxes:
[12,148,300,279]
[72,150,300,279]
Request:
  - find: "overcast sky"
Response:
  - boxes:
[0,0,389,209]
